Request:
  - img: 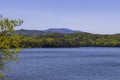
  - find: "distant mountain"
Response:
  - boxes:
[17,29,46,36]
[17,28,82,36]
[46,28,81,34]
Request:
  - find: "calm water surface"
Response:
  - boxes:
[8,47,120,80]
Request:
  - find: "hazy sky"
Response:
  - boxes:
[0,0,120,34]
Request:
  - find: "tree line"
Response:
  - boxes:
[19,32,120,48]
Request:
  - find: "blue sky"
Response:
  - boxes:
[0,0,120,34]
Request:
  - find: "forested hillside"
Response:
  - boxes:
[18,32,120,48]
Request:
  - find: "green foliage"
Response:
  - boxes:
[0,16,23,79]
[19,32,120,48]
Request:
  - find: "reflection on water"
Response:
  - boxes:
[7,48,120,80]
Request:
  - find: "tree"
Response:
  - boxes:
[0,15,23,79]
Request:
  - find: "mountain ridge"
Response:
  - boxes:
[45,28,81,34]
[17,28,82,36]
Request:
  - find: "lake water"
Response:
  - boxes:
[8,47,120,80]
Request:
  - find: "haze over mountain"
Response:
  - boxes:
[17,28,82,36]
[46,28,81,34]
